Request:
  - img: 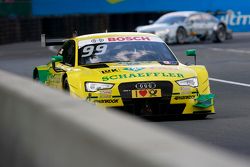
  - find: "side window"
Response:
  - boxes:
[188,14,203,23]
[202,14,217,23]
[58,40,75,66]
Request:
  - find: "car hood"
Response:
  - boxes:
[136,23,178,33]
[74,61,197,83]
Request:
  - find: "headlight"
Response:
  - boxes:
[85,82,114,92]
[176,77,198,87]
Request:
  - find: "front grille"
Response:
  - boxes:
[118,81,173,99]
[115,81,186,116]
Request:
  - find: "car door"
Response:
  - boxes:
[201,13,218,35]
[187,14,206,36]
[47,40,75,89]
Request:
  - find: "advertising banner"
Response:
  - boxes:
[32,0,250,32]
[216,11,250,32]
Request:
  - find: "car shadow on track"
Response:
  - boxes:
[141,115,213,122]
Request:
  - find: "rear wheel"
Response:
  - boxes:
[176,27,187,44]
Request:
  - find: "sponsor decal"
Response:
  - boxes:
[159,61,178,65]
[163,61,171,65]
[91,38,105,43]
[174,95,195,100]
[122,89,131,93]
[102,72,184,81]
[218,10,250,32]
[99,90,112,98]
[101,69,120,74]
[93,99,119,103]
[117,61,153,65]
[180,86,192,94]
[148,66,179,70]
[123,67,144,72]
[132,89,161,98]
[108,36,151,42]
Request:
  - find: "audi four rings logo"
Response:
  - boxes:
[135,82,157,89]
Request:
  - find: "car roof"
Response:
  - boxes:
[164,11,201,17]
[73,32,159,41]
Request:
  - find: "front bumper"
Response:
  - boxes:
[87,81,215,116]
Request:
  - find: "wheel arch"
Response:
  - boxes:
[218,22,227,30]
[33,66,49,83]
[176,26,186,34]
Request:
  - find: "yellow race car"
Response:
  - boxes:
[33,32,215,118]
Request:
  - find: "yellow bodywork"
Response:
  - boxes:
[34,32,215,116]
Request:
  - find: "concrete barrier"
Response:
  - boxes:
[0,69,249,167]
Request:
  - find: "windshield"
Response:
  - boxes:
[155,15,186,24]
[78,41,177,65]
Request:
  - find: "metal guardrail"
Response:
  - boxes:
[0,69,249,167]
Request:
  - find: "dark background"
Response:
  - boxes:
[0,12,167,44]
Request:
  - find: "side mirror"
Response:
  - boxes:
[185,49,197,65]
[51,55,64,72]
[52,55,63,63]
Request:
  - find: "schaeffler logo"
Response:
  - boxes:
[220,10,250,26]
[135,82,157,89]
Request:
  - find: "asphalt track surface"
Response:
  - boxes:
[1,33,250,158]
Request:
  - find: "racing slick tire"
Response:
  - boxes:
[213,24,226,43]
[63,77,70,92]
[176,27,187,44]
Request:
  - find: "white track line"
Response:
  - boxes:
[209,77,250,87]
[210,48,250,54]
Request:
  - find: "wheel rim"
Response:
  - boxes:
[218,26,226,41]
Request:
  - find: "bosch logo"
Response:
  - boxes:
[135,82,156,89]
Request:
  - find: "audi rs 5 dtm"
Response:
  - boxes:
[33,32,215,117]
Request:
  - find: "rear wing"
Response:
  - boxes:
[41,34,67,47]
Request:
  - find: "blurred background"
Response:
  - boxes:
[2,1,250,166]
[0,0,250,44]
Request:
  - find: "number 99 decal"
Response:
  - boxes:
[82,44,107,57]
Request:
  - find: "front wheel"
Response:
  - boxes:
[176,27,187,44]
